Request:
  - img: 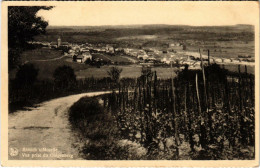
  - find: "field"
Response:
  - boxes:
[9,57,88,80]
[76,65,177,79]
[92,53,132,63]
[21,48,63,62]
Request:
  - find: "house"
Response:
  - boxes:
[161,57,175,65]
[168,43,184,50]
[106,45,114,53]
[76,55,85,63]
[76,52,92,63]
[50,42,57,48]
[137,53,149,60]
[231,59,240,63]
[124,48,131,54]
[223,58,232,63]
[147,51,154,56]
[192,61,200,65]
[82,49,89,52]
[82,52,92,60]
[214,58,223,63]
[209,58,215,63]
[60,42,69,47]
[182,60,196,65]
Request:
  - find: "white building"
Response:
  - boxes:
[76,52,92,63]
[137,53,149,60]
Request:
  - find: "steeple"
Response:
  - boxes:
[57,36,61,47]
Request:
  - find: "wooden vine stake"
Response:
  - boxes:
[199,48,208,113]
[171,60,180,157]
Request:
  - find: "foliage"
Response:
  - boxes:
[69,96,130,160]
[14,63,39,88]
[9,76,135,113]
[99,64,255,160]
[8,6,53,70]
[69,97,104,125]
[107,66,123,83]
[53,65,76,90]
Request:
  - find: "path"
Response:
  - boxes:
[8,91,111,160]
[33,55,68,62]
[120,55,138,63]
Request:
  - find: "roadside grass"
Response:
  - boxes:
[69,96,135,160]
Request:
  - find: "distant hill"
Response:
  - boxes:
[47,24,254,31]
[36,24,254,47]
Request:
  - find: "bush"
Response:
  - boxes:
[15,63,38,88]
[53,65,76,90]
[107,66,122,83]
[69,96,132,159]
[69,97,105,126]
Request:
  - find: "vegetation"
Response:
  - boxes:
[8,6,53,70]
[69,96,145,160]
[107,66,123,84]
[69,64,255,160]
[8,64,137,112]
[14,64,39,87]
[21,48,63,62]
[53,65,77,90]
[8,6,255,160]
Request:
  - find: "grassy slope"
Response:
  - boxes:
[11,47,177,80]
[76,65,177,79]
[92,53,130,63]
[21,48,63,62]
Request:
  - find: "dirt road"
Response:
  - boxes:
[8,91,111,160]
[33,55,68,62]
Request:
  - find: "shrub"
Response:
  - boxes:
[107,66,122,83]
[15,63,38,88]
[69,97,104,126]
[53,65,76,90]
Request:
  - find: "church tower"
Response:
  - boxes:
[57,36,61,47]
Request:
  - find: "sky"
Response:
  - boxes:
[37,2,259,27]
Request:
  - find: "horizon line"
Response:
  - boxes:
[46,23,254,28]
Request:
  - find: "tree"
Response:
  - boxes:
[53,65,76,90]
[15,63,39,88]
[140,66,153,84]
[8,6,53,70]
[107,66,123,83]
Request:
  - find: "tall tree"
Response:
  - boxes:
[107,66,123,84]
[53,65,77,90]
[8,6,52,70]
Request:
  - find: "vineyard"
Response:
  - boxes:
[70,63,255,160]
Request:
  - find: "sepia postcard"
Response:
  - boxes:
[1,1,259,167]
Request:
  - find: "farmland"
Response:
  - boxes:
[21,48,63,62]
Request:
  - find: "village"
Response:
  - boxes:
[30,37,255,70]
